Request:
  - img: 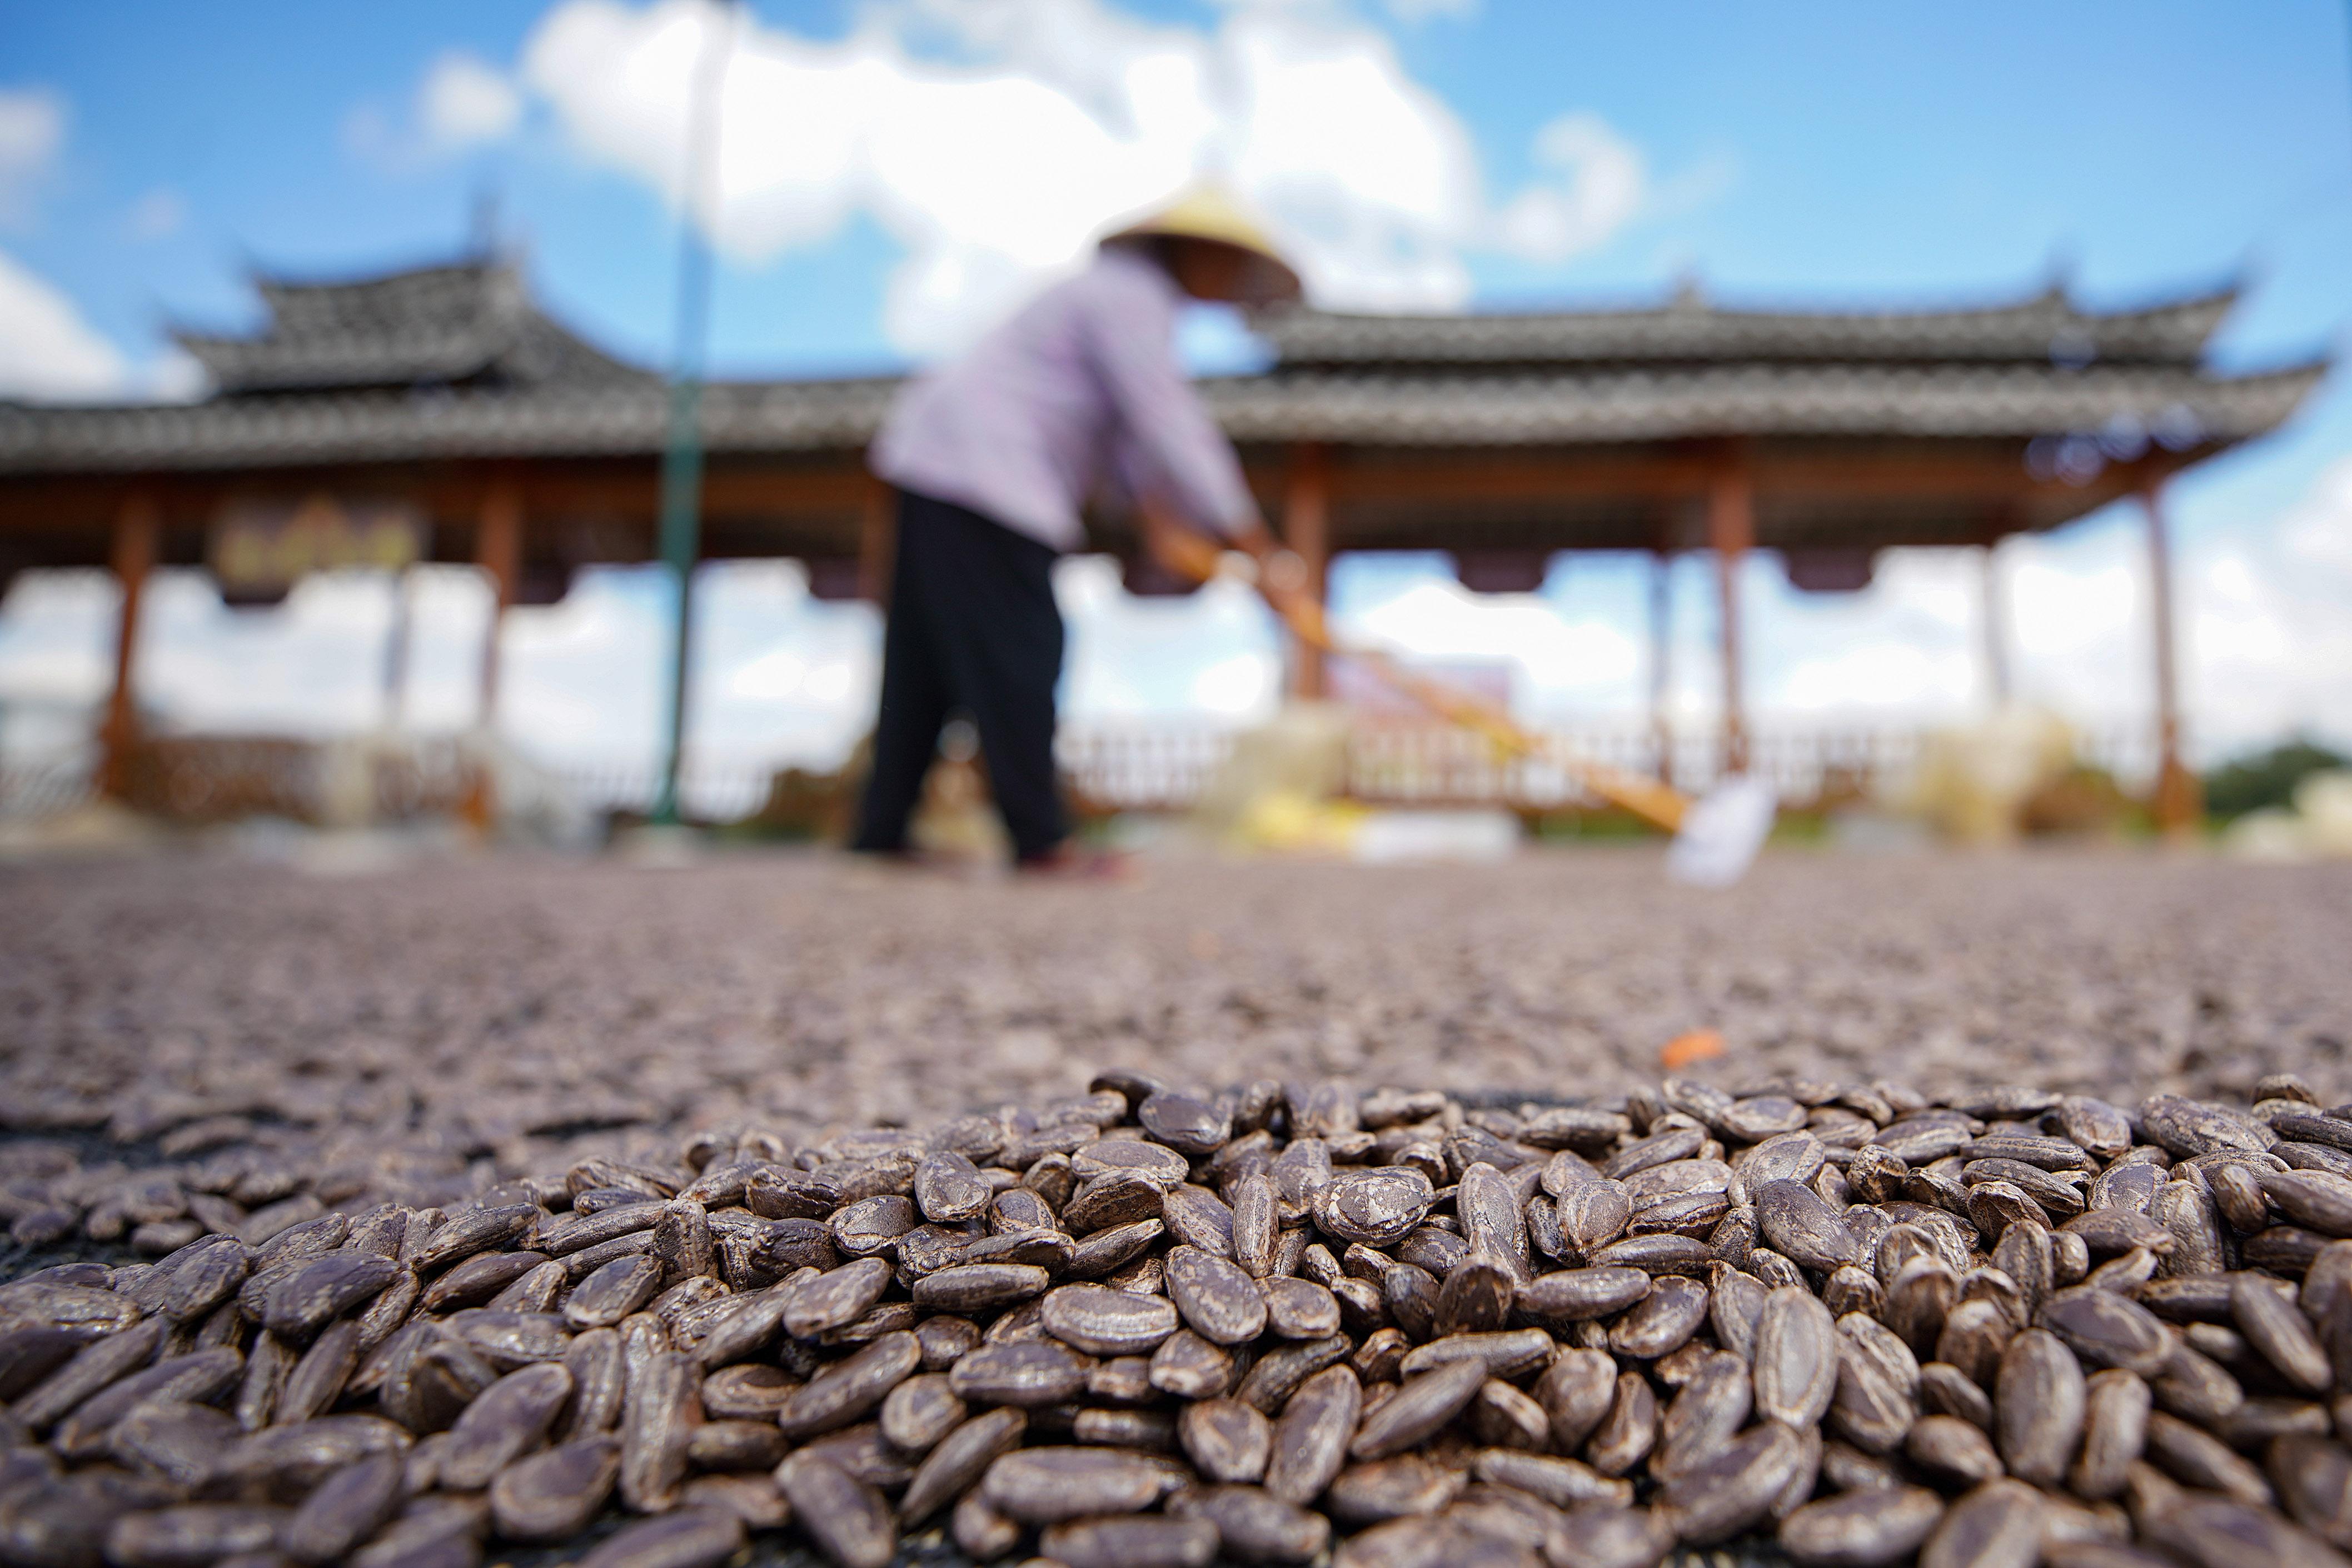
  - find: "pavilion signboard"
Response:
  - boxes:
[209,494,425,606]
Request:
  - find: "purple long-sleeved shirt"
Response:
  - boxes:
[869,246,1257,553]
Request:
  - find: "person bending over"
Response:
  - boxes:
[856,189,1302,871]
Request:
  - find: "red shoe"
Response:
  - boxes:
[1014,844,1138,881]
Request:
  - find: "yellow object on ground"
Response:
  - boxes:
[1900,707,2079,845]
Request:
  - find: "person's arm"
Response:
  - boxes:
[1084,263,1263,541]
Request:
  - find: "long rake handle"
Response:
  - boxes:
[1145,519,1690,833]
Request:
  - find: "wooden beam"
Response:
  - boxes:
[462,475,524,832]
[98,491,159,801]
[1708,460,1755,776]
[1283,442,1331,701]
[2143,485,2201,835]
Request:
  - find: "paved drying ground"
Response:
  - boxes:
[3,845,2349,1209]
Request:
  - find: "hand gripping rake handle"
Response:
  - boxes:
[1144,516,1693,834]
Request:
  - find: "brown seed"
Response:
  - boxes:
[1920,1361,1994,1429]
[1608,1274,1710,1359]
[1326,1456,1466,1525]
[104,1505,289,1568]
[981,1444,1172,1523]
[2044,1287,2173,1376]
[565,1255,664,1331]
[1550,1505,1677,1568]
[561,1328,626,1436]
[1993,1327,2085,1487]
[1166,1244,1270,1345]
[1262,1275,1343,1340]
[1232,1171,1279,1278]
[1533,1347,1618,1452]
[2268,1432,2352,1547]
[1920,1480,2046,1568]
[1173,1485,1332,1565]
[1315,1168,1437,1247]
[1141,1089,1232,1155]
[1040,1514,1219,1568]
[1348,1359,1484,1460]
[576,1507,744,1568]
[684,1420,786,1471]
[781,1258,892,1340]
[950,1489,1020,1561]
[1397,1327,1554,1381]
[877,1372,964,1454]
[2148,1342,2246,1426]
[1758,1179,1861,1272]
[1180,1396,1273,1484]
[281,1450,406,1566]
[1826,1337,1915,1456]
[2165,1496,2352,1568]
[278,1320,362,1425]
[1474,1447,1632,1509]
[2144,1410,2274,1505]
[1656,1350,1753,1477]
[913,1151,991,1224]
[438,1362,573,1490]
[946,1337,1090,1405]
[897,1405,1026,1524]
[1657,1419,1806,1544]
[1067,1217,1166,1277]
[1587,1370,1660,1477]
[776,1330,919,1438]
[1754,1285,1839,1427]
[776,1452,893,1568]
[908,1262,1049,1313]
[2231,1274,2333,1393]
[1265,1363,1363,1502]
[617,1350,697,1514]
[1906,1414,2006,1486]
[1150,1328,1238,1400]
[1780,1484,1946,1567]
[1042,1283,1179,1356]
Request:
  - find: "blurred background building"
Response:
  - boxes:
[3,1,2350,848]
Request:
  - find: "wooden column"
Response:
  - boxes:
[1980,542,2012,708]
[1283,442,1330,701]
[99,491,160,801]
[857,477,895,606]
[1648,551,1675,785]
[1708,462,1755,775]
[474,476,522,726]
[2143,485,2201,835]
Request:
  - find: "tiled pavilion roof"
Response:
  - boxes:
[0,263,2319,475]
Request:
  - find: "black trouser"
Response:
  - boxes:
[852,489,1068,861]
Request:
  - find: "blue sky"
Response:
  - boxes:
[4,0,2352,787]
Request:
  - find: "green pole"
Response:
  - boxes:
[650,4,735,827]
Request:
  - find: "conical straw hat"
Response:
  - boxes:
[1104,187,1303,305]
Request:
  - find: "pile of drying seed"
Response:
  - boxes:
[7,1071,2352,1568]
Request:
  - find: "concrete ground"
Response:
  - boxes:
[2,844,2348,1206]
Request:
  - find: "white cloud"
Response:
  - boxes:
[1340,578,1640,713]
[0,88,64,221]
[1490,112,1646,264]
[0,248,128,400]
[123,187,185,242]
[419,51,524,151]
[516,0,1660,352]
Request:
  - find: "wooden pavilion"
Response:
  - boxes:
[0,256,2324,827]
